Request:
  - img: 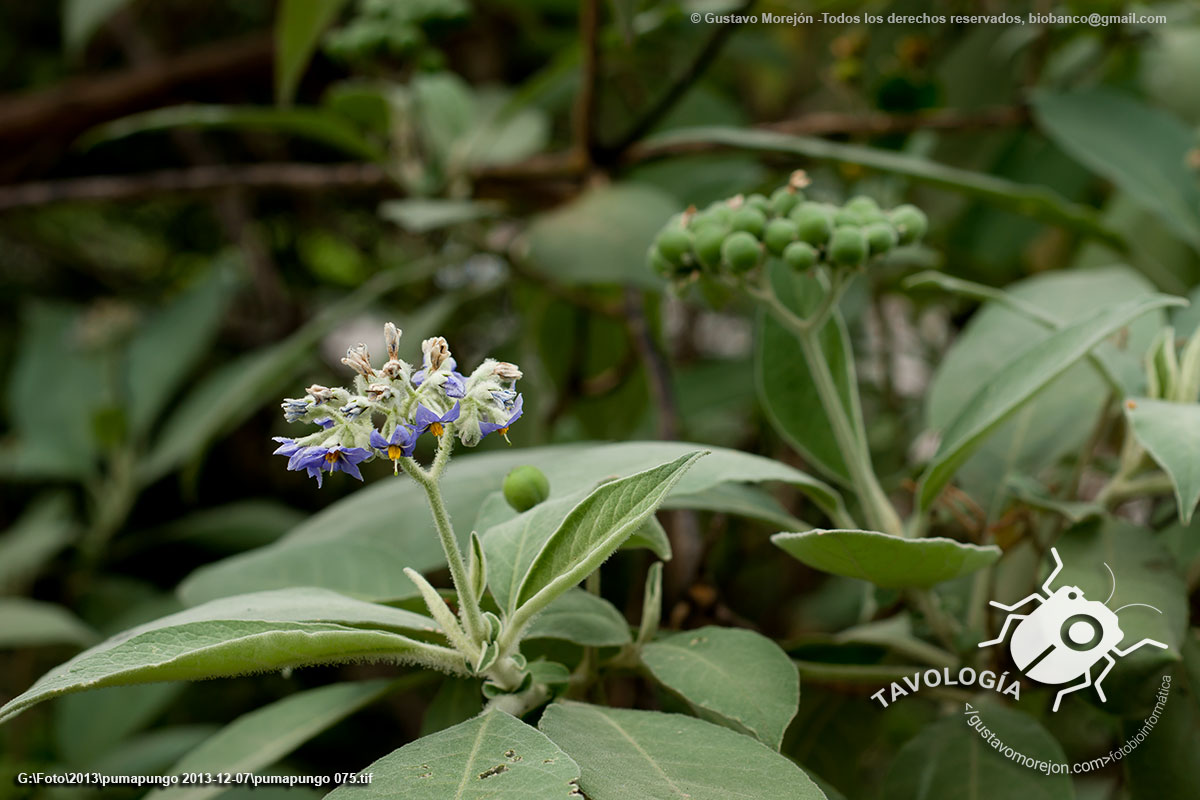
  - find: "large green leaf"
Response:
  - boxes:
[538,702,828,800]
[923,267,1166,517]
[126,269,235,437]
[918,293,1184,509]
[1125,398,1200,524]
[274,0,349,105]
[512,452,705,618]
[639,127,1120,246]
[80,105,385,162]
[179,442,840,605]
[0,598,97,649]
[523,183,677,288]
[524,588,631,647]
[1033,88,1200,251]
[0,589,450,725]
[326,709,580,799]
[886,702,1074,800]
[772,530,1001,589]
[147,680,394,800]
[641,626,798,749]
[757,263,862,485]
[484,486,672,614]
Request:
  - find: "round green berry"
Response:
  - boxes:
[721,231,762,273]
[890,204,928,244]
[864,222,898,255]
[770,187,803,217]
[703,202,733,226]
[829,225,868,266]
[503,465,550,512]
[745,193,770,215]
[790,203,834,246]
[845,195,880,215]
[782,241,817,271]
[763,218,799,255]
[730,207,767,238]
[693,225,728,271]
[656,227,693,266]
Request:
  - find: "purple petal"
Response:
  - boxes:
[414,404,440,432]
[369,430,389,450]
[444,372,466,399]
[442,402,461,423]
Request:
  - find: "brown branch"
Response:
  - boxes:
[572,0,601,166]
[0,34,272,179]
[0,106,1028,210]
[0,163,391,211]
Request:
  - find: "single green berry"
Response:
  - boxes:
[829,225,868,266]
[721,231,762,273]
[763,218,799,255]
[782,241,817,271]
[693,224,728,271]
[656,227,693,266]
[864,222,898,255]
[890,204,928,244]
[770,187,803,217]
[745,193,771,215]
[845,195,880,215]
[790,202,834,246]
[730,207,767,238]
[503,465,550,512]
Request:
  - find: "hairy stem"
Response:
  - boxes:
[400,441,486,646]
[759,275,904,536]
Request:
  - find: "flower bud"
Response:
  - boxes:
[494,362,523,382]
[1175,329,1200,403]
[845,195,880,216]
[341,344,375,377]
[1145,328,1179,400]
[384,322,402,361]
[770,186,802,217]
[503,465,550,511]
[306,384,334,403]
[744,193,771,215]
[422,337,451,371]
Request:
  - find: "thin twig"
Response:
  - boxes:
[573,0,601,165]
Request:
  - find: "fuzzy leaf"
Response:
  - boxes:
[1125,398,1200,523]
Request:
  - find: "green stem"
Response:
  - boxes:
[400,438,486,646]
[755,271,903,536]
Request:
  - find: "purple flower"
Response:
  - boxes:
[414,402,460,438]
[276,440,371,487]
[479,394,523,443]
[444,371,466,399]
[370,425,416,473]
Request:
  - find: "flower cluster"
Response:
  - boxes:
[273,323,523,486]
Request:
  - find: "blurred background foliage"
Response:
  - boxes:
[1,0,1198,798]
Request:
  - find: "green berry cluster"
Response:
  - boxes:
[648,171,928,281]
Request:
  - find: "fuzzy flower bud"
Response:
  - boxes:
[384,322,402,361]
[341,343,375,377]
[422,337,451,372]
[494,362,523,382]
[306,384,334,403]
